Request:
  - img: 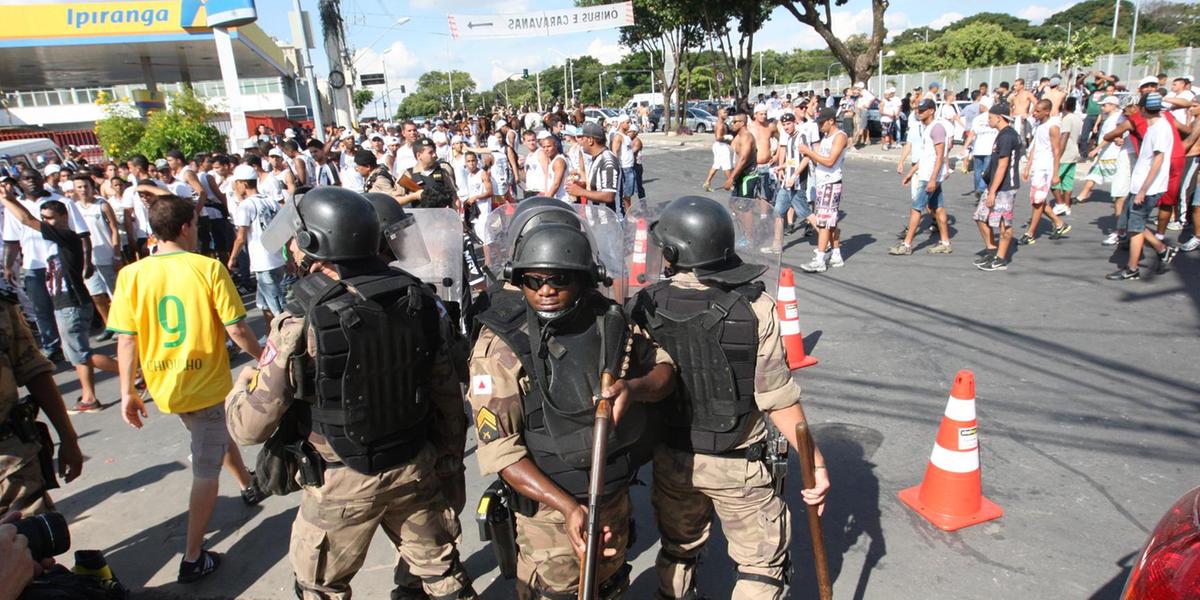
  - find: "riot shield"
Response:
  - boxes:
[403,207,463,304]
[728,196,782,293]
[481,202,520,272]
[573,204,627,301]
[623,202,663,297]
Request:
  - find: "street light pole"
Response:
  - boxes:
[536,71,543,112]
[1112,0,1121,38]
[290,0,324,139]
[382,48,391,120]
[1128,0,1142,81]
[599,71,606,107]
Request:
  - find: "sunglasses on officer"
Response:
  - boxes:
[519,272,576,291]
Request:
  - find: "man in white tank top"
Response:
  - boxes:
[539,131,570,202]
[798,108,849,272]
[892,98,954,255]
[464,152,494,242]
[610,114,637,210]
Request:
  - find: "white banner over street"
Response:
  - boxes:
[447,1,634,40]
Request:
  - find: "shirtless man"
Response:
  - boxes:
[1177,104,1200,251]
[745,102,779,200]
[722,110,757,198]
[1044,75,1067,116]
[1008,79,1037,141]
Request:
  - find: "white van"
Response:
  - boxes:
[0,138,64,177]
[622,92,665,114]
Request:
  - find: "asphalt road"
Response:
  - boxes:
[44,142,1200,599]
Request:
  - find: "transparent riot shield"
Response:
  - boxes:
[623,202,663,297]
[481,202,520,273]
[728,196,782,293]
[403,207,463,304]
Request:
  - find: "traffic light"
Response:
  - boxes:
[400,85,406,93]
[523,68,529,79]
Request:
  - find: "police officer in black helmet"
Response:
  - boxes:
[628,195,831,600]
[467,219,675,599]
[395,138,458,208]
[226,187,477,600]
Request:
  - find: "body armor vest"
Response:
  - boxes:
[477,291,648,499]
[362,166,395,194]
[287,269,439,475]
[631,281,762,454]
[407,163,455,209]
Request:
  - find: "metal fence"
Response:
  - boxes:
[751,47,1200,98]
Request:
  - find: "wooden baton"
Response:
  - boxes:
[796,422,832,600]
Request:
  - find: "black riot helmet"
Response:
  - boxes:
[504,222,607,285]
[363,192,430,267]
[505,196,585,255]
[650,195,736,268]
[364,192,410,231]
[651,195,765,285]
[261,186,380,262]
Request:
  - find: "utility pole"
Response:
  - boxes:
[290,0,324,138]
[536,71,543,112]
[1128,0,1142,81]
[1112,0,1120,38]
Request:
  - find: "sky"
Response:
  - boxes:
[258,0,1084,118]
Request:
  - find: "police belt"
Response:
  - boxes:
[717,440,769,463]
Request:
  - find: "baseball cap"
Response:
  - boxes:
[814,108,837,125]
[494,118,508,128]
[42,164,62,176]
[988,102,1013,119]
[1101,95,1120,106]
[284,128,296,139]
[536,130,553,141]
[1138,75,1159,89]
[563,125,580,137]
[928,81,941,89]
[385,136,400,145]
[581,121,606,141]
[616,113,630,124]
[1141,92,1164,111]
[232,164,257,181]
[370,133,384,141]
[354,149,377,167]
[779,112,796,123]
[754,103,768,114]
[268,147,285,158]
[917,98,937,111]
[1178,74,1194,83]
[1049,76,1061,87]
[413,137,436,151]
[629,123,640,133]
[154,158,169,170]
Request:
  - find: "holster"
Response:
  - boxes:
[762,420,789,497]
[5,397,57,491]
[476,479,518,579]
[34,422,58,492]
[290,440,326,488]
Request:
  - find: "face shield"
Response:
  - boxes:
[260,196,303,255]
[384,213,430,271]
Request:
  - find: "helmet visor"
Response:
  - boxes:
[385,215,431,270]
[260,197,302,255]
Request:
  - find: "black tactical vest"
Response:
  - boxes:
[287,269,439,475]
[476,291,648,499]
[407,163,455,209]
[630,281,761,455]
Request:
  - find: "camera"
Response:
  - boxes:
[14,511,71,561]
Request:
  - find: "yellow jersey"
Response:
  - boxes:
[107,251,246,414]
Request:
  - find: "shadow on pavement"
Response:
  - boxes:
[838,233,877,262]
[58,462,187,520]
[1088,551,1137,600]
[789,423,886,600]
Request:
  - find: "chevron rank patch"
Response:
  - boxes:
[476,407,500,443]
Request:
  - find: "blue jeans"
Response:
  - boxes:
[622,167,637,198]
[774,184,812,221]
[54,303,94,366]
[913,181,945,211]
[22,269,59,354]
[254,266,289,316]
[972,156,991,193]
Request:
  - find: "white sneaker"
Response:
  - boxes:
[1052,204,1071,216]
[1181,237,1200,252]
[828,250,845,268]
[1155,232,1166,241]
[799,255,828,273]
[1101,232,1121,246]
[1166,220,1184,231]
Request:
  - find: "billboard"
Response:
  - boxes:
[0,0,256,41]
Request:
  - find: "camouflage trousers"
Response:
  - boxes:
[514,489,631,599]
[651,445,791,600]
[289,445,475,600]
[394,451,467,596]
[0,454,53,516]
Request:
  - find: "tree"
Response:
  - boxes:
[940,23,1034,68]
[776,0,890,85]
[397,70,478,118]
[696,0,774,108]
[352,89,374,112]
[135,89,224,158]
[952,13,1036,39]
[888,41,951,73]
[94,92,146,159]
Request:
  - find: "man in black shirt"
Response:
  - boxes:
[973,103,1022,271]
[0,196,122,412]
[565,122,622,216]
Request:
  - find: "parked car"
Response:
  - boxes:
[583,107,620,125]
[1119,484,1199,600]
[683,108,718,134]
[0,138,63,177]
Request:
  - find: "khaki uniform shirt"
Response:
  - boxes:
[0,300,55,478]
[654,272,801,448]
[468,295,673,477]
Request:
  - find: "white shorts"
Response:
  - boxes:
[1029,169,1052,205]
[1111,150,1133,199]
[712,142,733,171]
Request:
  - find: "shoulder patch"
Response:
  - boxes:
[476,407,500,443]
[471,374,493,396]
[258,340,278,367]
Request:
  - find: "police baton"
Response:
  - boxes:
[796,422,832,600]
[578,372,613,600]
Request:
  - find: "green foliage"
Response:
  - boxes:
[1037,26,1104,72]
[93,91,145,159]
[940,23,1033,68]
[396,70,476,118]
[353,89,374,112]
[135,89,224,159]
[888,42,951,72]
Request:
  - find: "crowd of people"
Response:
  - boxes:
[704,71,1199,276]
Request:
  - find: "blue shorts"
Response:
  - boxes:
[1127,193,1161,233]
[255,266,288,315]
[55,303,94,366]
[913,180,944,212]
[622,167,637,198]
[773,184,811,220]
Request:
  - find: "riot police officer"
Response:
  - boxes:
[226,187,476,600]
[395,138,458,209]
[627,195,831,600]
[468,221,675,599]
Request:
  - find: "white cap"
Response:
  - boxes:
[232,164,258,181]
[629,123,639,132]
[1177,74,1194,82]
[979,95,994,109]
[616,113,630,124]
[284,128,296,139]
[1101,95,1120,106]
[754,103,767,114]
[536,130,553,141]
[385,136,400,145]
[268,147,285,158]
[42,164,61,176]
[494,118,508,128]
[854,81,866,89]
[1139,75,1160,88]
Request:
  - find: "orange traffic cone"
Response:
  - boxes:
[898,370,1003,531]
[628,217,649,286]
[776,268,818,370]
